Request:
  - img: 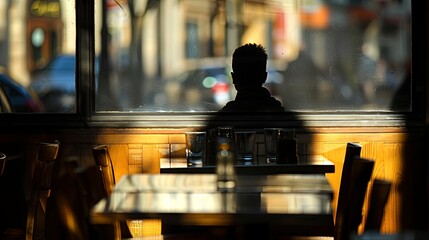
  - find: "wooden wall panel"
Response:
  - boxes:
[169,134,186,144]
[321,142,347,219]
[142,144,161,174]
[383,143,404,233]
[129,144,144,165]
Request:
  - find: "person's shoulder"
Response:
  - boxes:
[265,96,285,111]
[219,101,237,112]
[220,100,285,112]
[265,104,285,112]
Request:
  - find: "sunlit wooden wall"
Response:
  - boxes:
[0,127,426,234]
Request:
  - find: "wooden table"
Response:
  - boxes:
[91,173,334,237]
[161,155,334,174]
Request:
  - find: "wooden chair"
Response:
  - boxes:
[258,143,373,240]
[26,140,60,240]
[274,143,371,240]
[92,145,162,238]
[271,157,375,240]
[335,142,362,221]
[45,156,117,240]
[92,145,133,238]
[334,155,374,240]
[364,179,391,232]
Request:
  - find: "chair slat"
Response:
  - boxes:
[364,179,391,232]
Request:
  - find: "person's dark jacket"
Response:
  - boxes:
[220,86,285,112]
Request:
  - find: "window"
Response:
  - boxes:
[0,0,422,128]
[94,0,412,113]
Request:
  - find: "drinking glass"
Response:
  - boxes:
[263,128,283,164]
[234,131,256,165]
[205,128,218,166]
[205,126,236,166]
[277,128,298,164]
[185,132,206,167]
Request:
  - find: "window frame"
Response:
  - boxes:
[0,0,426,129]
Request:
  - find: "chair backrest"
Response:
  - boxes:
[92,145,115,196]
[26,140,60,240]
[37,140,60,192]
[335,157,374,240]
[0,152,5,176]
[364,179,391,232]
[46,156,117,240]
[335,142,375,240]
[336,142,362,223]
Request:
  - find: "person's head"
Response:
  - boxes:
[231,43,268,89]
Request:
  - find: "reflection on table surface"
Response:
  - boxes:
[161,155,334,174]
[113,174,333,193]
[91,173,334,236]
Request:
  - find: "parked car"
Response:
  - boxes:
[0,72,43,112]
[30,55,102,112]
[30,55,76,112]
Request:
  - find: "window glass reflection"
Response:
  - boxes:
[0,0,76,113]
[95,0,411,112]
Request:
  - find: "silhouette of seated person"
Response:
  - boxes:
[220,43,285,112]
